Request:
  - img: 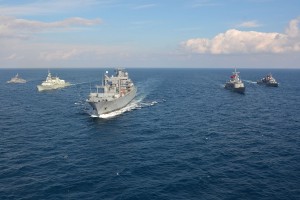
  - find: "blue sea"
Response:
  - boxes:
[0,68,299,200]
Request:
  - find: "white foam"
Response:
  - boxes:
[89,99,159,119]
[140,101,158,107]
[91,114,99,118]
[98,101,139,119]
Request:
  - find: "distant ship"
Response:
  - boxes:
[7,73,26,84]
[224,69,245,94]
[37,70,70,91]
[87,68,137,116]
[257,73,279,87]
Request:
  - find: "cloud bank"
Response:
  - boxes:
[0,16,102,39]
[0,0,106,16]
[182,17,300,54]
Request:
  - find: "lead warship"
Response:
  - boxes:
[87,68,137,116]
[257,73,278,87]
[224,69,245,94]
[37,70,70,91]
[7,73,26,83]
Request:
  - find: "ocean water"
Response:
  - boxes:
[0,68,299,200]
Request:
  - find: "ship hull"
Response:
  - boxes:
[37,83,70,91]
[225,83,245,94]
[257,81,278,87]
[88,87,137,115]
[7,80,26,84]
[266,83,279,87]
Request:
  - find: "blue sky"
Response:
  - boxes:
[1,0,300,68]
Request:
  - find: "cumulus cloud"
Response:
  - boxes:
[286,17,300,37]
[0,16,102,39]
[182,17,300,54]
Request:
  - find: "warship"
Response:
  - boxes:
[7,73,26,83]
[224,69,245,94]
[37,70,70,91]
[257,73,278,87]
[87,68,137,116]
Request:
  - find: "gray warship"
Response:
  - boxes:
[37,70,70,91]
[224,69,245,94]
[7,73,26,83]
[257,73,279,87]
[87,68,137,116]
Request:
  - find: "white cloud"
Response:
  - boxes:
[286,17,300,37]
[40,48,83,61]
[237,20,261,28]
[0,38,134,64]
[182,17,300,54]
[0,0,113,16]
[5,53,23,60]
[0,16,102,39]
[132,4,157,10]
[38,46,119,61]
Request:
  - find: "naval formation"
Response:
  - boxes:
[5,68,279,116]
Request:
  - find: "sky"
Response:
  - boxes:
[0,0,300,68]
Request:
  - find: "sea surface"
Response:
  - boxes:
[0,68,299,200]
